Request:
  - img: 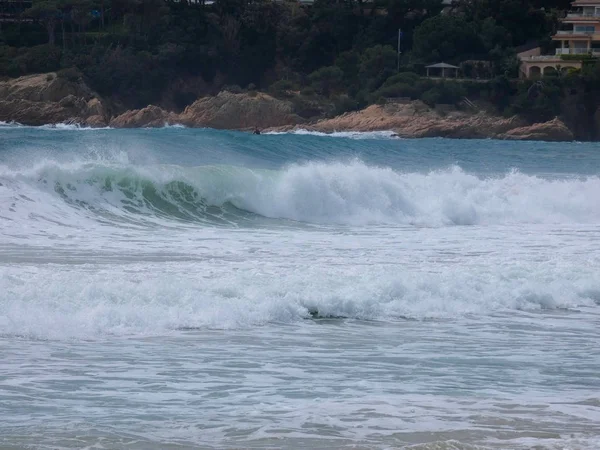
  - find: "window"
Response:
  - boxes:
[574,25,595,33]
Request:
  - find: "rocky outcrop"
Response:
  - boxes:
[178,91,303,129]
[109,105,179,128]
[0,73,107,127]
[104,91,302,129]
[499,117,574,141]
[307,101,435,133]
[275,101,574,141]
[0,73,580,141]
[301,102,528,139]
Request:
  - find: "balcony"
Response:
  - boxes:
[555,48,600,55]
[566,12,600,18]
[556,30,595,35]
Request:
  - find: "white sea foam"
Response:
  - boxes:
[5,157,598,338]
[2,130,600,450]
[0,120,23,128]
[1,233,598,338]
[266,129,399,139]
[2,159,598,228]
[38,123,112,130]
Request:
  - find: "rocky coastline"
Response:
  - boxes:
[0,72,577,142]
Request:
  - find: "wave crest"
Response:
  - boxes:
[1,160,599,227]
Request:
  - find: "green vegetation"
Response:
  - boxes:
[1,0,599,132]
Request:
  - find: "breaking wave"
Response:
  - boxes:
[1,159,599,227]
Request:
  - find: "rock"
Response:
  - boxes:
[298,102,527,139]
[58,94,86,110]
[178,91,302,129]
[0,99,80,126]
[108,105,179,128]
[309,103,434,133]
[86,98,105,117]
[0,73,93,102]
[500,117,574,142]
[0,72,106,126]
[84,115,108,128]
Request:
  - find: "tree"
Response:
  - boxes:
[412,15,481,63]
[25,0,61,46]
[358,45,397,91]
[71,0,92,45]
[309,66,344,97]
[455,0,554,47]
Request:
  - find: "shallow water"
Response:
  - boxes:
[1,126,600,449]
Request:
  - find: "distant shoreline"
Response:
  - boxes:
[0,73,577,143]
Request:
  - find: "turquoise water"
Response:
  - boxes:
[1,125,600,449]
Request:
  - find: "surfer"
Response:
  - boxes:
[253,127,261,135]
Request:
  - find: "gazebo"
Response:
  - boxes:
[426,62,460,78]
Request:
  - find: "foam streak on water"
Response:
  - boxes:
[1,128,599,449]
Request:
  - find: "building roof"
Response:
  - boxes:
[515,41,540,54]
[425,62,459,69]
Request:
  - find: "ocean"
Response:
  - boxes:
[1,124,599,450]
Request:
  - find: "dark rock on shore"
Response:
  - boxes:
[0,73,107,127]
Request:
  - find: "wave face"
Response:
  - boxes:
[1,159,600,228]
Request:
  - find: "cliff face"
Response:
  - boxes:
[0,73,107,126]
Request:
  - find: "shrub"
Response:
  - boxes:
[290,95,323,118]
[57,67,83,82]
[383,72,420,87]
[269,79,299,98]
[375,82,417,99]
[308,66,344,96]
[10,44,62,76]
[419,82,467,106]
[223,84,243,94]
[420,88,442,106]
[300,87,317,97]
[332,94,359,115]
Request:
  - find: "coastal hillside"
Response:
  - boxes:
[1,0,600,139]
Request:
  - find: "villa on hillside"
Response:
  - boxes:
[519,0,600,78]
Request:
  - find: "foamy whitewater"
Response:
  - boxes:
[1,126,600,450]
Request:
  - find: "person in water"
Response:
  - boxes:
[253,127,261,135]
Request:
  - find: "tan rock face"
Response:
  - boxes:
[500,117,574,141]
[280,101,575,141]
[0,99,76,126]
[84,115,108,128]
[108,105,178,128]
[178,91,303,129]
[86,98,104,117]
[308,102,528,139]
[0,72,106,126]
